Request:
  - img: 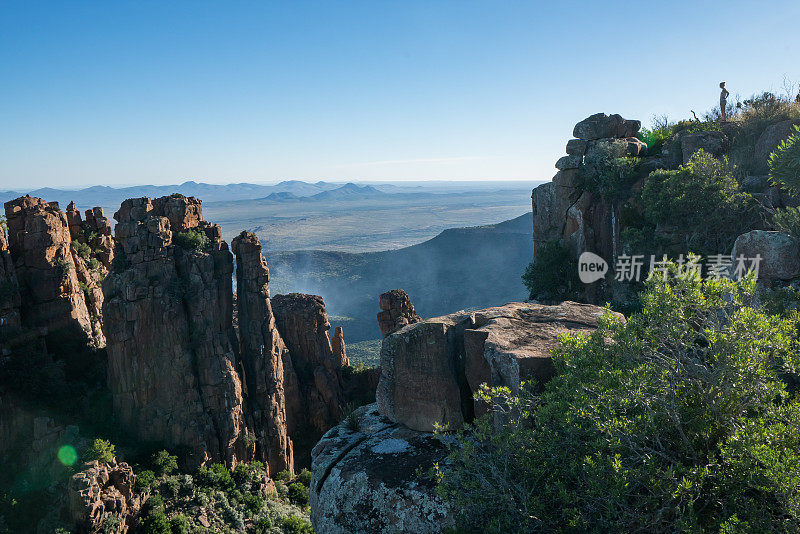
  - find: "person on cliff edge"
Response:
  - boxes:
[720,81,730,122]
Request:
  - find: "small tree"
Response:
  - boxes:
[84,438,116,463]
[769,125,800,194]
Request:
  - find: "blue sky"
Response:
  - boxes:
[1,1,799,188]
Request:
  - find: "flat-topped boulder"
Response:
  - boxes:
[377,301,620,432]
[310,404,454,534]
[573,112,640,140]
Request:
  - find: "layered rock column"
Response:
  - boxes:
[3,196,103,347]
[103,196,247,465]
[232,231,294,475]
[271,293,347,464]
[377,289,421,337]
[0,228,22,350]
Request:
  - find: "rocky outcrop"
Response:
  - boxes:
[754,119,800,174]
[68,460,141,534]
[377,289,421,337]
[731,230,800,281]
[0,228,21,350]
[310,404,454,534]
[103,196,247,466]
[331,326,348,366]
[378,301,618,432]
[3,196,105,348]
[680,130,728,163]
[271,293,347,465]
[573,113,641,140]
[232,231,294,476]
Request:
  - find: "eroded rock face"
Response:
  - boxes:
[103,196,247,465]
[271,293,346,465]
[3,196,104,347]
[378,301,618,432]
[331,326,348,366]
[232,231,294,475]
[731,230,800,281]
[68,460,141,534]
[573,113,641,140]
[0,229,21,349]
[680,130,728,163]
[377,289,421,337]
[310,404,454,534]
[754,119,800,174]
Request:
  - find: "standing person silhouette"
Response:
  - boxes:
[720,81,730,122]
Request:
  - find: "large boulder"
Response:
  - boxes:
[573,113,640,140]
[731,230,800,281]
[754,119,800,174]
[310,404,454,534]
[680,130,728,163]
[377,301,618,432]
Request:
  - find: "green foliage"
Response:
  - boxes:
[437,273,800,532]
[169,514,190,534]
[173,229,209,252]
[274,470,292,483]
[296,468,312,487]
[170,192,185,198]
[101,513,121,534]
[152,450,178,477]
[88,258,100,271]
[53,255,73,278]
[136,470,156,492]
[769,125,800,194]
[281,515,314,533]
[83,438,116,463]
[522,241,581,302]
[78,281,92,302]
[72,239,92,259]
[287,482,309,506]
[773,206,800,238]
[639,149,764,256]
[196,463,234,491]
[140,509,170,534]
[578,139,640,198]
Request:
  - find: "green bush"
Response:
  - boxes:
[274,470,292,483]
[101,513,121,534]
[640,149,764,256]
[140,509,170,534]
[169,514,190,534]
[522,241,581,302]
[152,450,178,477]
[773,206,800,238]
[136,469,156,492]
[296,468,311,487]
[282,515,314,534]
[83,438,116,464]
[72,239,92,259]
[287,482,309,507]
[578,139,640,198]
[769,125,800,194]
[437,273,800,532]
[196,463,234,491]
[173,229,209,252]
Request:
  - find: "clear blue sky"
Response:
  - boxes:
[1,1,799,189]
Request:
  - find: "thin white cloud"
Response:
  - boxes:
[341,156,482,168]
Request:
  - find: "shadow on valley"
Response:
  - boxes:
[266,213,533,362]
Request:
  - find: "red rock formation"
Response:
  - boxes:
[68,460,141,534]
[103,196,247,466]
[232,231,294,476]
[0,228,21,349]
[271,293,346,465]
[377,289,421,337]
[3,196,104,348]
[331,326,348,366]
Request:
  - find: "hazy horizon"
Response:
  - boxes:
[3,1,799,189]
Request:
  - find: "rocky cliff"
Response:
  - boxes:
[312,300,618,533]
[271,293,348,466]
[231,231,294,475]
[3,196,108,349]
[102,196,249,466]
[0,227,22,351]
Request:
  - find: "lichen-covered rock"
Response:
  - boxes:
[310,404,454,534]
[3,196,103,347]
[68,460,141,534]
[377,289,421,337]
[731,230,800,281]
[232,231,294,475]
[378,301,619,431]
[103,196,247,465]
[573,113,640,140]
[680,130,728,163]
[271,293,347,465]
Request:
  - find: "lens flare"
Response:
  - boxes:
[57,445,78,466]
